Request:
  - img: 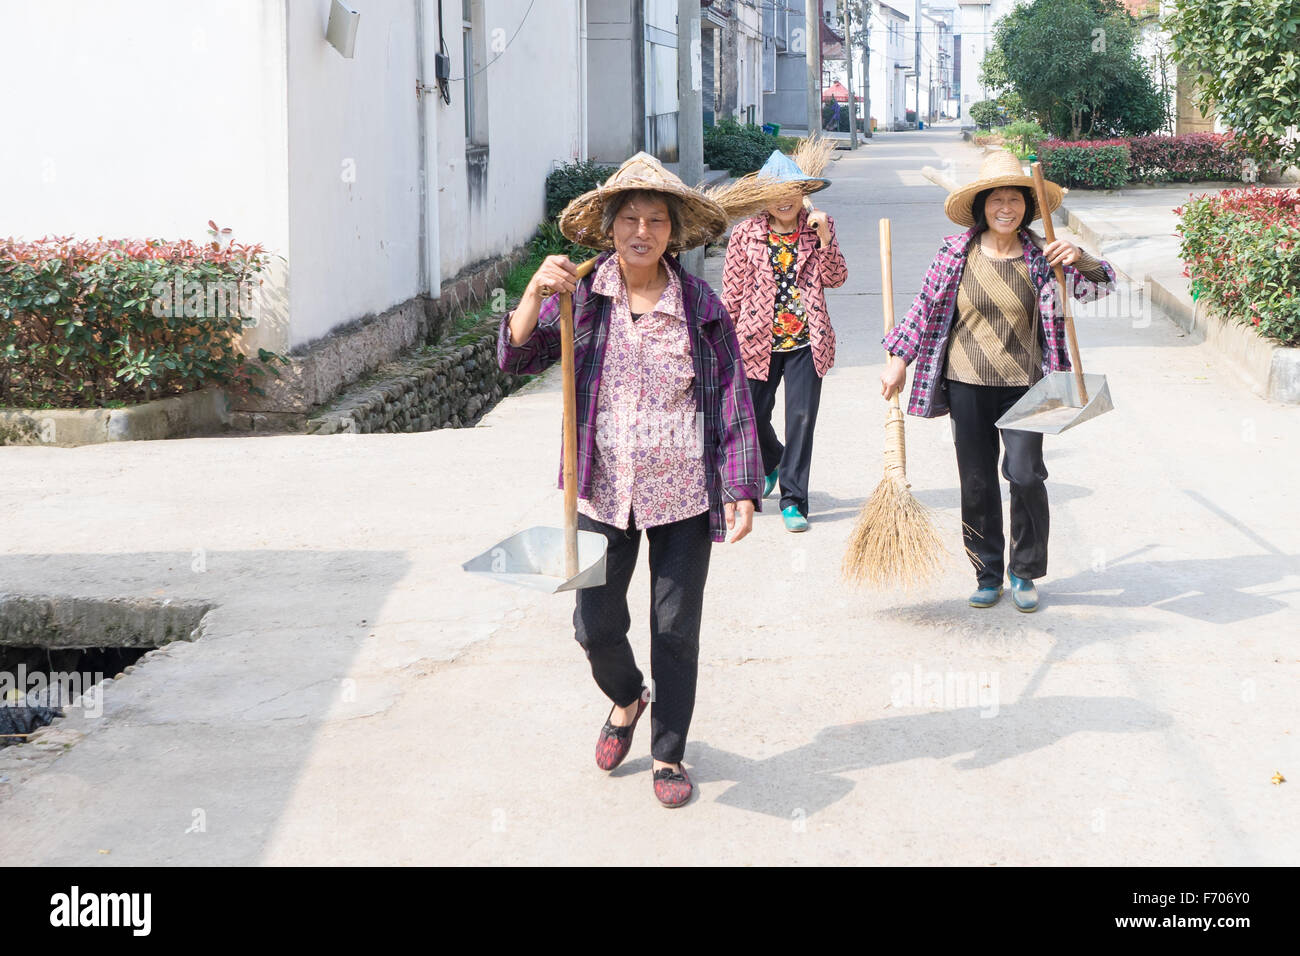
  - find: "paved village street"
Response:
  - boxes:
[1,129,1296,865]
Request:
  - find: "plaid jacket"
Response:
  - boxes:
[882,227,1117,418]
[497,251,763,543]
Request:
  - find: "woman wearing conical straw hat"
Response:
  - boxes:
[497,152,763,808]
[718,149,849,532]
[879,151,1116,611]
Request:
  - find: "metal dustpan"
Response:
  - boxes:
[463,257,607,593]
[996,371,1113,435]
[998,162,1115,437]
[462,525,607,593]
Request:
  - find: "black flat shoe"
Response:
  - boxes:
[594,690,648,771]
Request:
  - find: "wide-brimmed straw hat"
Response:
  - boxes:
[944,150,1064,227]
[558,152,728,253]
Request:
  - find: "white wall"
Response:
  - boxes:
[285,0,425,348]
[433,0,585,277]
[0,0,291,352]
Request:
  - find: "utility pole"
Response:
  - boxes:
[807,0,822,134]
[844,1,857,147]
[862,1,871,137]
[914,0,921,128]
[677,0,704,276]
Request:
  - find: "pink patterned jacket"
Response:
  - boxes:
[720,207,849,381]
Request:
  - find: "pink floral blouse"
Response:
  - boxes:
[580,255,709,531]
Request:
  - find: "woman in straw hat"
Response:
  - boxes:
[719,149,848,532]
[879,151,1116,611]
[497,152,763,808]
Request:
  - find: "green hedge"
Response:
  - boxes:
[544,160,615,219]
[1177,188,1300,346]
[1038,140,1132,189]
[703,117,795,175]
[0,226,284,409]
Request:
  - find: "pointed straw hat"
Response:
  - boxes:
[944,150,1064,227]
[705,146,833,223]
[557,151,728,253]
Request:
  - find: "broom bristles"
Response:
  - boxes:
[792,135,837,179]
[841,474,946,589]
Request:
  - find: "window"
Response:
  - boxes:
[463,0,488,147]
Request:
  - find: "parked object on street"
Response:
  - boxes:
[995,162,1114,435]
[843,219,944,588]
[462,256,608,593]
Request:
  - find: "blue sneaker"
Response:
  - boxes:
[763,467,779,498]
[1008,572,1039,612]
[968,583,1003,608]
[781,505,809,532]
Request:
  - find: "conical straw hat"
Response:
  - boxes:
[944,150,1064,227]
[558,152,728,253]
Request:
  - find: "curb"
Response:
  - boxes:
[1145,274,1300,404]
[0,387,230,446]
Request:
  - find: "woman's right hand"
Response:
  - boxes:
[510,255,580,347]
[525,255,579,301]
[880,354,907,400]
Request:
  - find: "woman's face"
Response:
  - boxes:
[984,187,1026,236]
[765,186,803,225]
[611,195,672,269]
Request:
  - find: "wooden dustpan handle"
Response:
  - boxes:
[1031,162,1088,405]
[561,256,600,578]
[880,218,906,481]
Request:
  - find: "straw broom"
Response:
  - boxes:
[842,218,945,588]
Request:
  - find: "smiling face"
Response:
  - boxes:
[609,194,672,269]
[983,187,1028,236]
[764,185,804,228]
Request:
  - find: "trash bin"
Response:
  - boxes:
[762,122,780,136]
[918,121,924,130]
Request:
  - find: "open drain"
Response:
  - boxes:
[0,594,214,746]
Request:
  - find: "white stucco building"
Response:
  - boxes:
[0,0,588,357]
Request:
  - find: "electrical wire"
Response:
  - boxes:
[446,0,538,83]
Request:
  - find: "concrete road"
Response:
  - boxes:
[1,129,1296,865]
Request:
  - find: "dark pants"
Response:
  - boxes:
[573,509,712,764]
[746,347,823,517]
[946,379,1049,588]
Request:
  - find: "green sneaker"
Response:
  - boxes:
[763,467,779,498]
[781,505,809,532]
[968,584,1004,608]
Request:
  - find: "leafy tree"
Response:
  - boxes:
[1166,0,1300,166]
[992,0,1168,138]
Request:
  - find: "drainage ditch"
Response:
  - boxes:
[0,594,214,747]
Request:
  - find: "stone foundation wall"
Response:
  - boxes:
[304,320,528,434]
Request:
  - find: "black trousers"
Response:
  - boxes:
[746,347,823,517]
[946,379,1050,587]
[573,509,712,764]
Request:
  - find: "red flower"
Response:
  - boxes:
[778,311,804,336]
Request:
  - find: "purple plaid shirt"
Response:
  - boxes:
[883,227,1117,418]
[498,251,763,543]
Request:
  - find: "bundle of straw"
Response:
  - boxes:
[842,218,945,588]
[703,134,838,223]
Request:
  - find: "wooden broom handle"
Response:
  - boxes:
[560,256,599,577]
[1031,162,1088,405]
[880,218,906,480]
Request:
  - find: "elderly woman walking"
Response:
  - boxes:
[497,153,762,807]
[879,152,1116,611]
[720,150,848,531]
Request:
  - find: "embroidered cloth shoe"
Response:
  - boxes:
[653,765,693,808]
[781,505,809,532]
[969,583,1003,608]
[763,467,779,498]
[595,690,649,771]
[1008,571,1039,612]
